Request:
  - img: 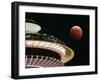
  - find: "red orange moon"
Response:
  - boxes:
[70,26,83,40]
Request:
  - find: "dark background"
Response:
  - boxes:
[26,12,89,66]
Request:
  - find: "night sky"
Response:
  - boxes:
[26,12,89,66]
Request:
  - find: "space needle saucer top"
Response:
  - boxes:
[25,19,74,68]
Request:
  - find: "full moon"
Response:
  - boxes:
[70,26,83,40]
